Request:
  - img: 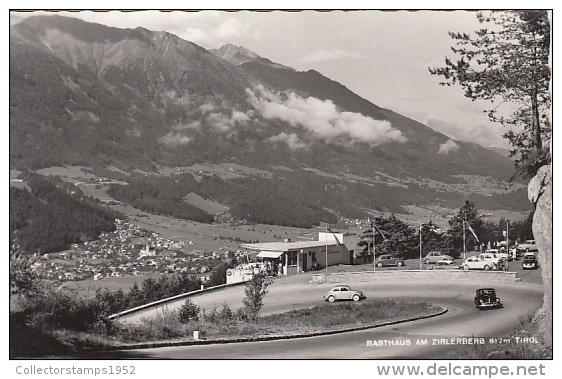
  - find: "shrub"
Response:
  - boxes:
[178,299,200,323]
[218,302,234,321]
[242,273,271,322]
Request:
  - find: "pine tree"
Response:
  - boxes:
[429,11,551,178]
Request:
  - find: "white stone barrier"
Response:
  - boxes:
[310,270,519,284]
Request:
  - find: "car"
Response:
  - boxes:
[522,253,540,269]
[323,285,366,303]
[423,251,454,264]
[479,252,508,268]
[461,256,497,271]
[486,248,511,262]
[517,240,538,254]
[474,288,502,310]
[434,259,456,269]
[374,254,405,267]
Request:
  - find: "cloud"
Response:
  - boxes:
[266,132,307,150]
[160,91,191,107]
[172,121,201,131]
[201,109,253,133]
[438,139,460,154]
[182,18,261,48]
[248,86,406,146]
[232,110,253,123]
[159,132,192,147]
[199,103,216,113]
[300,49,364,64]
[397,103,512,149]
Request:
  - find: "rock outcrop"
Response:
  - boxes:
[528,164,552,346]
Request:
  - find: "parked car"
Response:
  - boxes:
[434,259,456,269]
[478,252,505,267]
[517,240,538,254]
[486,248,511,262]
[423,251,454,264]
[375,254,405,267]
[323,285,366,303]
[522,253,540,269]
[461,256,497,271]
[474,288,502,310]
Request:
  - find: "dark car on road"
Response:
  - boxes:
[474,288,502,310]
[374,254,405,268]
[522,253,539,269]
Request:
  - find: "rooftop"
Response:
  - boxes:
[241,240,338,252]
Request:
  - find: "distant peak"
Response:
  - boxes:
[211,43,260,64]
[211,43,295,71]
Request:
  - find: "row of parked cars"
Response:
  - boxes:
[373,245,540,271]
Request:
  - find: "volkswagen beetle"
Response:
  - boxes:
[323,285,366,302]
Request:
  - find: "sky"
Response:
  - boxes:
[9,8,550,149]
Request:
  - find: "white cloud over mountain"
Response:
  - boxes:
[438,139,460,154]
[248,86,406,146]
[266,132,307,150]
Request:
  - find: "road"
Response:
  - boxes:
[87,264,544,359]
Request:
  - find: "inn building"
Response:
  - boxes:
[240,231,357,276]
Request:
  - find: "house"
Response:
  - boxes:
[239,231,357,276]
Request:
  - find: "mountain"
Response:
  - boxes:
[9,15,531,227]
[211,43,295,71]
[488,147,513,159]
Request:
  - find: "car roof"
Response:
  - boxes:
[476,288,496,291]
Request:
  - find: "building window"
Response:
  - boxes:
[287,251,298,266]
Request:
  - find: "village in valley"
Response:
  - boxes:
[28,219,231,285]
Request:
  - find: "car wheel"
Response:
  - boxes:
[397,261,403,267]
[376,262,383,268]
[526,248,530,252]
[484,265,490,271]
[352,294,360,302]
[327,295,335,303]
[424,259,430,264]
[463,265,469,270]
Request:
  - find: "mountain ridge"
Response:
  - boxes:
[10,15,530,224]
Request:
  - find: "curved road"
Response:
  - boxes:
[88,270,544,359]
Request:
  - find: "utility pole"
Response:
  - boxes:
[419,222,423,270]
[463,213,466,261]
[325,225,328,274]
[506,221,510,258]
[371,221,376,271]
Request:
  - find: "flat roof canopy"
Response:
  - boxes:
[257,251,284,258]
[242,240,338,251]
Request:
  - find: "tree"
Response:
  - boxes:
[447,200,485,252]
[417,221,449,256]
[242,273,271,322]
[178,299,200,323]
[429,11,551,178]
[207,261,237,287]
[509,211,535,242]
[10,242,41,297]
[359,215,419,259]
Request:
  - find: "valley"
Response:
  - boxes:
[9,14,533,292]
